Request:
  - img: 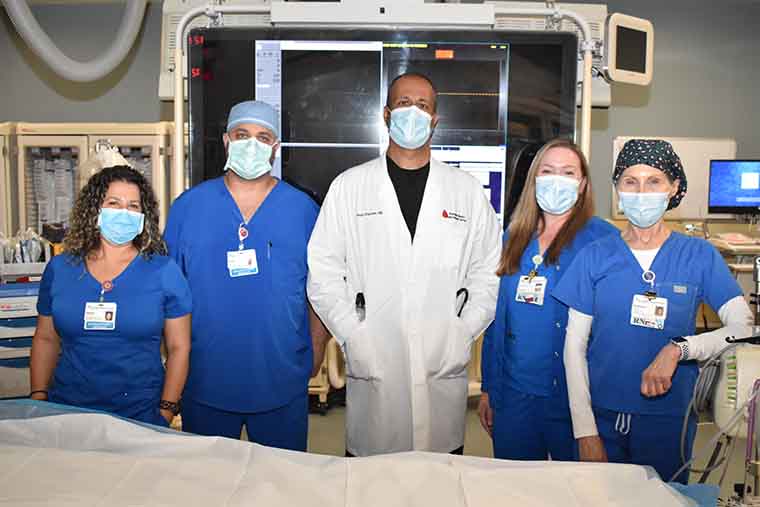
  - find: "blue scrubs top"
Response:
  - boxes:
[481,217,617,411]
[37,253,192,424]
[164,177,319,413]
[553,232,742,416]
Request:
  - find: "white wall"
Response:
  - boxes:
[1,1,758,216]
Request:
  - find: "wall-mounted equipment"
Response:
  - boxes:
[604,12,654,86]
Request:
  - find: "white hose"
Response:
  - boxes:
[326,339,346,390]
[492,5,594,160]
[2,0,147,82]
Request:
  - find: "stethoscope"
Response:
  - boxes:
[456,288,469,317]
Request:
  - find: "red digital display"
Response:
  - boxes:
[191,67,202,78]
[188,35,205,46]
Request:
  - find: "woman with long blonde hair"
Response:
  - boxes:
[479,138,617,460]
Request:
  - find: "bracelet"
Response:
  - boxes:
[29,390,48,398]
[159,399,181,415]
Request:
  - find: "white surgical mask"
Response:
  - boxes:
[535,175,580,215]
[388,106,433,150]
[97,208,145,245]
[225,138,273,180]
[618,191,670,228]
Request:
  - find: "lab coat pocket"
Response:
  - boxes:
[438,317,473,378]
[344,322,376,381]
[438,223,468,271]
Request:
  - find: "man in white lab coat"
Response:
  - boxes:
[307,73,501,456]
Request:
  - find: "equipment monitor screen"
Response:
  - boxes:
[709,160,760,214]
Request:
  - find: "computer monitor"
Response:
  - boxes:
[708,160,760,214]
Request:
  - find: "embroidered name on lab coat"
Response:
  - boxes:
[356,210,383,217]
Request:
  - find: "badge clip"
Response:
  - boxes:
[529,254,543,281]
[238,223,249,251]
[642,270,657,299]
[99,280,113,303]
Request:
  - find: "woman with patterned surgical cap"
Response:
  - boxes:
[553,139,753,482]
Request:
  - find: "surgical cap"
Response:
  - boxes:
[613,139,688,210]
[226,100,279,138]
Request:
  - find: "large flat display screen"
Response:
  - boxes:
[188,28,578,222]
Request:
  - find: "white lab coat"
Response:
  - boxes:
[307,155,501,456]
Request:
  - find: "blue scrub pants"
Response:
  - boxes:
[492,385,575,461]
[182,392,308,451]
[594,407,697,484]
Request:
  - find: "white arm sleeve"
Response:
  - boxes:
[563,308,597,438]
[684,295,753,361]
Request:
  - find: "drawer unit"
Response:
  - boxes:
[0,283,39,399]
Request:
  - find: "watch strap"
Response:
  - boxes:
[159,399,181,415]
[670,338,689,361]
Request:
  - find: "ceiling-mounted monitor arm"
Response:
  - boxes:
[172,4,270,201]
[490,5,595,164]
[171,2,596,201]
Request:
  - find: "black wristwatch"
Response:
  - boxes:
[159,399,181,415]
[670,337,689,361]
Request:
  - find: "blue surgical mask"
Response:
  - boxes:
[225,138,273,180]
[535,175,580,215]
[618,191,670,228]
[389,106,433,150]
[98,208,145,245]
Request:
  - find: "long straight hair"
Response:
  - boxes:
[497,139,595,276]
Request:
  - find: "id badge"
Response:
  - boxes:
[515,276,548,306]
[227,249,259,277]
[84,302,117,331]
[630,294,668,330]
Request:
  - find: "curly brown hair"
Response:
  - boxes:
[63,165,167,259]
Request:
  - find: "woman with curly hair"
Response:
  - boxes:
[29,165,192,426]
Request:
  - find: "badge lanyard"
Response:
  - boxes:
[629,269,668,330]
[84,279,117,331]
[227,218,260,278]
[515,252,547,306]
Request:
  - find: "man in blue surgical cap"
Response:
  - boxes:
[164,100,329,449]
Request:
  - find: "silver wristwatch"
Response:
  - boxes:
[670,337,689,361]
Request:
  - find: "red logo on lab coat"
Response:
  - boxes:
[441,209,468,222]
